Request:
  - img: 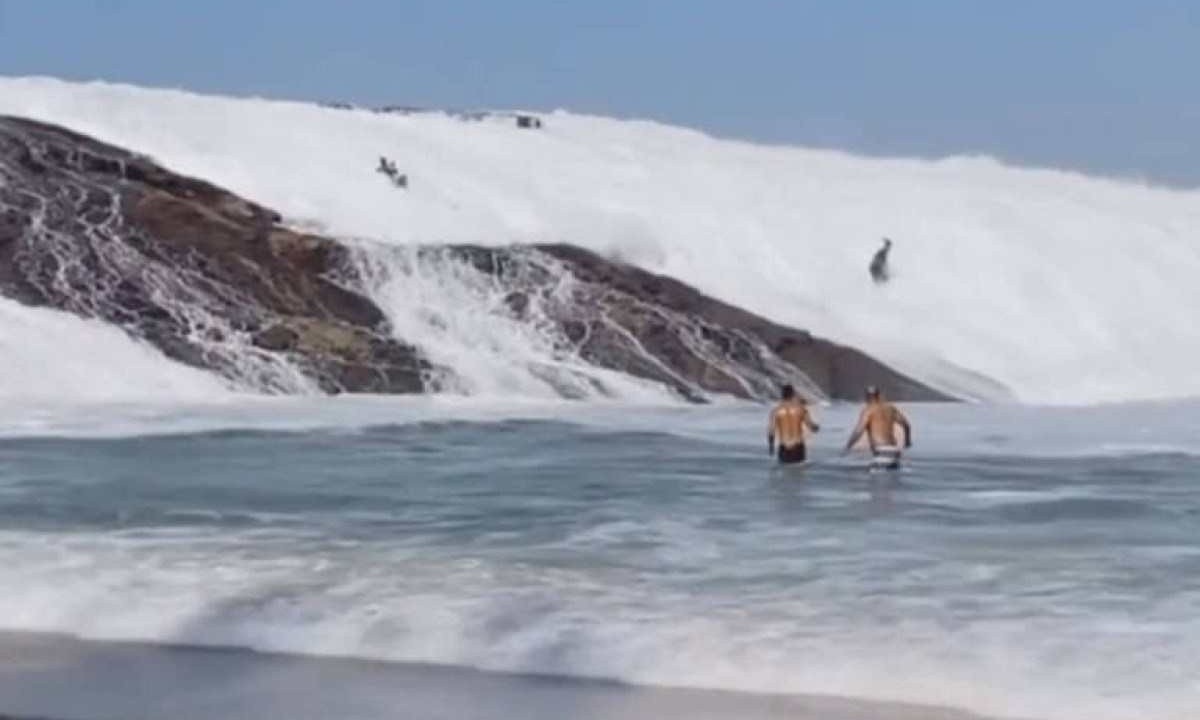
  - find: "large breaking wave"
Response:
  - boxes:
[2,76,1199,404]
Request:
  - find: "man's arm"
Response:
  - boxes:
[767,408,777,455]
[805,408,821,433]
[843,409,867,452]
[895,409,912,448]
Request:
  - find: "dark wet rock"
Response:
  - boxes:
[0,114,948,401]
[516,114,543,129]
[252,323,299,352]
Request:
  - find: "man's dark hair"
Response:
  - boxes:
[781,384,796,399]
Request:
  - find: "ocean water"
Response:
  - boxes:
[2,75,1200,720]
[0,398,1196,720]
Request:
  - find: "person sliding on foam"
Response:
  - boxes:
[378,156,394,176]
[844,386,911,469]
[768,384,820,465]
[869,237,892,284]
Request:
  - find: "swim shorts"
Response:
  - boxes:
[871,445,902,470]
[777,444,807,464]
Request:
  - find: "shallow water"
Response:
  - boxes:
[0,398,1196,720]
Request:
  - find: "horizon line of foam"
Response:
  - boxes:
[5,74,1199,194]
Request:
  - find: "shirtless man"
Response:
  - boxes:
[768,384,820,464]
[844,386,912,469]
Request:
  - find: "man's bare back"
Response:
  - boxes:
[844,387,911,468]
[768,385,819,464]
[858,403,908,448]
[772,402,814,445]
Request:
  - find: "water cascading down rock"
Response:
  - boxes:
[0,115,947,401]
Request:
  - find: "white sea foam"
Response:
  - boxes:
[3,76,1198,403]
[0,297,228,402]
[0,521,1193,720]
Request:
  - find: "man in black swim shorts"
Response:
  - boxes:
[768,384,820,464]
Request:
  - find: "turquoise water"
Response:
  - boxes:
[0,399,1197,720]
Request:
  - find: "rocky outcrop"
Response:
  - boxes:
[0,115,429,393]
[420,245,946,401]
[0,115,948,401]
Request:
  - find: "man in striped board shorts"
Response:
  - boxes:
[844,386,912,469]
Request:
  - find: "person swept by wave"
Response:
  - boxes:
[869,237,892,284]
[843,385,911,469]
[768,384,820,464]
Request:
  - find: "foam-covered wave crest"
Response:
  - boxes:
[2,76,1200,403]
[0,297,228,401]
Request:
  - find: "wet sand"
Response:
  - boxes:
[0,631,1006,720]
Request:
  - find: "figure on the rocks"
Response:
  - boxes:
[376,157,407,188]
[516,114,542,129]
[869,237,892,284]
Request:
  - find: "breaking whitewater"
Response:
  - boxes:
[2,77,1200,720]
[2,76,1199,406]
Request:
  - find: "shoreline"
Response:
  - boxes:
[0,630,1008,720]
